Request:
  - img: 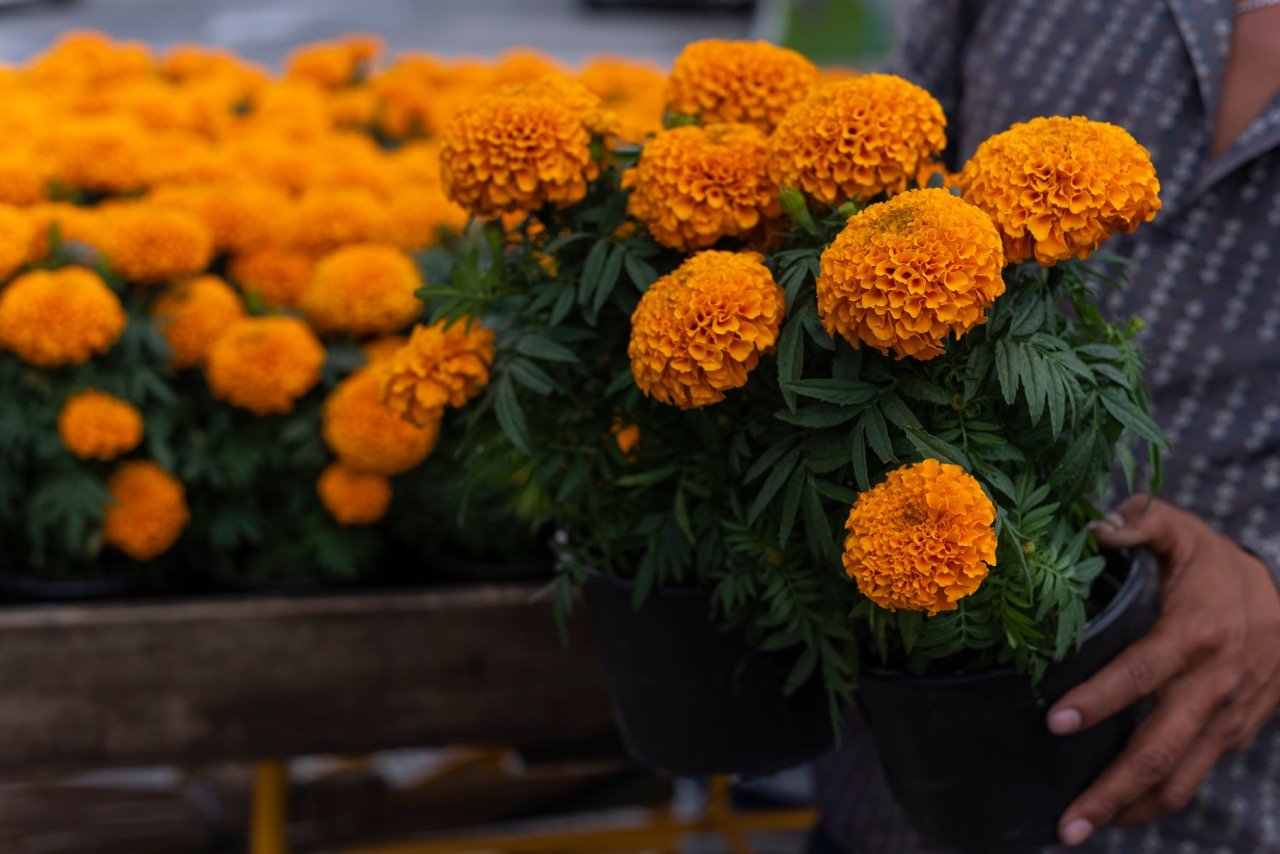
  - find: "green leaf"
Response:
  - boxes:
[746,438,798,484]
[494,377,533,455]
[509,359,557,395]
[1099,388,1168,448]
[616,463,678,487]
[776,314,806,412]
[775,405,859,428]
[749,447,802,522]
[623,252,658,290]
[879,392,921,429]
[779,465,806,544]
[897,376,955,406]
[904,426,971,467]
[579,239,610,303]
[784,646,817,695]
[786,378,878,407]
[549,284,576,325]
[516,335,578,363]
[591,243,626,314]
[995,339,1019,406]
[850,424,870,491]
[860,407,895,463]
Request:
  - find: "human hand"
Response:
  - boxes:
[1047,495,1280,846]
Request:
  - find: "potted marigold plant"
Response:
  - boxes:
[395,36,1171,841]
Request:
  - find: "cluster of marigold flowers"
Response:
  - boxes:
[0,32,674,560]
[431,38,1163,618]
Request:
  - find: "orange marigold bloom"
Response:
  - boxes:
[385,187,468,251]
[629,251,784,409]
[58,390,144,461]
[103,460,190,561]
[961,116,1162,266]
[381,319,496,427]
[288,187,389,256]
[623,123,780,251]
[300,243,423,337]
[150,181,292,254]
[151,275,246,369]
[98,204,214,285]
[22,202,103,260]
[317,462,392,525]
[843,459,997,616]
[361,335,407,365]
[0,150,48,205]
[285,35,381,88]
[0,204,34,281]
[204,316,325,415]
[323,365,440,475]
[578,57,667,143]
[0,267,126,367]
[228,248,315,308]
[769,75,947,205]
[665,39,817,132]
[51,118,150,194]
[439,79,604,217]
[817,189,1005,361]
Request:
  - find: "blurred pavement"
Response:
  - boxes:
[0,0,755,68]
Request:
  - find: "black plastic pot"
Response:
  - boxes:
[583,573,834,778]
[855,550,1159,852]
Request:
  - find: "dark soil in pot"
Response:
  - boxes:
[583,572,834,778]
[854,549,1159,853]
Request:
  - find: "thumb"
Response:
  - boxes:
[1089,494,1179,556]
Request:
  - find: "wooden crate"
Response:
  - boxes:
[0,583,619,775]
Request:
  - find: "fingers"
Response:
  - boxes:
[1057,677,1221,844]
[1048,624,1183,734]
[1113,720,1223,825]
[1089,495,1186,556]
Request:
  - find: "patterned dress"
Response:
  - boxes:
[814,1,1280,851]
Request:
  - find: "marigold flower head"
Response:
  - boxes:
[150,181,292,254]
[361,335,408,365]
[629,251,784,409]
[843,459,997,615]
[0,204,34,281]
[439,79,604,217]
[98,204,214,285]
[770,75,947,205]
[58,390,144,461]
[103,460,190,561]
[51,118,150,195]
[578,57,667,143]
[385,187,468,251]
[227,248,315,308]
[666,39,817,132]
[300,243,423,337]
[961,116,1162,265]
[381,319,496,427]
[204,315,325,415]
[0,150,49,205]
[317,462,392,525]
[285,35,381,88]
[288,187,389,255]
[817,188,1005,361]
[23,203,103,260]
[623,123,780,251]
[151,275,246,369]
[28,31,154,88]
[324,365,440,475]
[0,267,126,367]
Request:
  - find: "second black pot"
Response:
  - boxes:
[583,572,834,778]
[854,550,1159,852]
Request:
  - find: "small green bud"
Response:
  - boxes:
[779,187,820,237]
[1021,541,1036,555]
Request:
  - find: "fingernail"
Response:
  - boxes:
[1089,512,1125,532]
[1060,817,1094,846]
[1048,707,1082,734]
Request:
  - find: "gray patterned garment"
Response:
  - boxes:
[814,1,1280,851]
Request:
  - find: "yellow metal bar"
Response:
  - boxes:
[345,807,818,854]
[706,776,751,854]
[251,760,289,854]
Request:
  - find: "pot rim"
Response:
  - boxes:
[859,548,1150,686]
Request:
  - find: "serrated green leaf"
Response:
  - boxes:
[749,447,802,522]
[494,376,533,455]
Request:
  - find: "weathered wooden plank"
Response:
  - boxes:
[0,585,618,773]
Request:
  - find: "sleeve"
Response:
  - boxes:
[881,0,992,170]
